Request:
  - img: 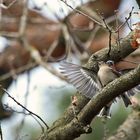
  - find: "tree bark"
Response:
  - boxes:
[107,105,140,140]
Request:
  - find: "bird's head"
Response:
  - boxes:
[106,60,114,67]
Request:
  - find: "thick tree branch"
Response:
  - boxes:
[47,64,140,140]
[47,30,140,139]
[78,65,140,124]
[86,31,137,71]
[107,103,140,140]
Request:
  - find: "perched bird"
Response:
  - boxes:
[97,61,132,117]
[60,60,136,117]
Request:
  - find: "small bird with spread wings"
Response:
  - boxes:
[60,60,137,117]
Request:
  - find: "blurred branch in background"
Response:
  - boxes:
[136,0,140,7]
[1,87,49,130]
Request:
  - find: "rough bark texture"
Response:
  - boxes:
[107,105,140,140]
[86,32,135,71]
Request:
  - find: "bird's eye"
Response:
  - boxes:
[106,60,114,66]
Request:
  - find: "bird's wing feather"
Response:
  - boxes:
[60,61,101,98]
[111,68,121,77]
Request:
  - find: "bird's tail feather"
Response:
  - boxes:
[98,105,111,118]
[121,93,132,107]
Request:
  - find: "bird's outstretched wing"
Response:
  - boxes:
[60,61,101,98]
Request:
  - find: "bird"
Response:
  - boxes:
[60,60,136,118]
[97,60,132,117]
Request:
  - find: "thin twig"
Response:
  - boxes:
[15,71,31,140]
[1,87,49,129]
[18,0,28,38]
[64,23,87,60]
[45,40,58,60]
[66,21,89,58]
[4,104,45,133]
[102,18,112,57]
[108,30,112,57]
[125,17,133,31]
[59,0,104,27]
[114,10,121,48]
[1,0,18,9]
[114,7,134,33]
[0,62,35,81]
[0,31,19,38]
[85,25,100,49]
[71,22,94,32]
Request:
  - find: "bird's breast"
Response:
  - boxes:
[97,66,118,87]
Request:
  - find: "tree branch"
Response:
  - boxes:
[78,65,140,124]
[107,103,140,140]
[47,29,140,139]
[86,31,138,71]
[46,63,140,140]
